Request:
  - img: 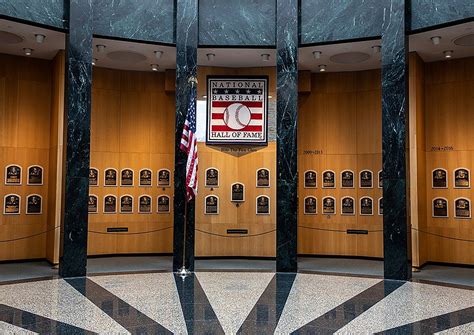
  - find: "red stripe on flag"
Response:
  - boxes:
[211,125,263,132]
[211,101,263,108]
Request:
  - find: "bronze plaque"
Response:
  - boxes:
[26,195,42,214]
[455,198,470,218]
[104,169,117,186]
[304,197,317,215]
[4,194,20,214]
[378,198,383,215]
[323,171,335,188]
[432,169,447,188]
[433,198,448,217]
[205,168,219,187]
[360,170,373,188]
[322,197,335,215]
[139,195,152,213]
[158,195,170,213]
[378,170,383,188]
[139,169,152,186]
[88,195,98,213]
[304,170,317,188]
[256,169,270,188]
[231,183,245,202]
[28,166,43,185]
[341,170,354,188]
[120,195,133,213]
[205,195,219,215]
[158,169,170,187]
[341,197,355,215]
[104,195,117,213]
[256,196,270,215]
[89,168,98,186]
[360,197,373,215]
[5,165,21,185]
[121,169,134,186]
[454,168,470,188]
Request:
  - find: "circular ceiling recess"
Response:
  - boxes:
[454,33,474,46]
[330,52,371,64]
[0,31,24,44]
[106,51,147,63]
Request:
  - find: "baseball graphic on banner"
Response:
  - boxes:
[223,103,252,130]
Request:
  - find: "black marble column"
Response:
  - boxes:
[173,0,198,272]
[381,0,411,280]
[276,0,298,272]
[58,0,93,278]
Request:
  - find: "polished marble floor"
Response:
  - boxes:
[0,271,472,334]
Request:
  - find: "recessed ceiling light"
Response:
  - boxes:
[431,36,441,45]
[92,58,97,66]
[372,45,381,54]
[151,64,159,71]
[319,64,327,72]
[202,95,208,99]
[35,34,46,43]
[312,51,322,59]
[154,50,163,59]
[261,53,270,62]
[23,48,33,56]
[96,44,106,53]
[268,95,273,99]
[206,53,215,61]
[444,50,453,59]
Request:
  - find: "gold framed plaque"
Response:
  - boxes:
[88,195,98,214]
[104,168,118,186]
[4,194,20,215]
[322,196,336,215]
[341,197,355,216]
[158,169,171,187]
[205,195,219,215]
[26,194,42,215]
[89,168,98,187]
[231,183,245,202]
[120,169,134,187]
[120,195,133,213]
[104,195,117,214]
[256,168,270,188]
[139,195,152,213]
[432,197,448,218]
[304,170,317,188]
[5,165,22,185]
[256,195,270,215]
[378,197,383,216]
[341,170,354,188]
[322,170,335,188]
[139,169,152,187]
[205,167,219,188]
[378,170,383,189]
[157,195,170,213]
[304,196,317,215]
[360,197,373,216]
[454,198,471,219]
[360,170,373,188]
[27,165,44,185]
[454,168,470,189]
[432,168,447,188]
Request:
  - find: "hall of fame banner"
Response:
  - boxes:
[206,76,268,145]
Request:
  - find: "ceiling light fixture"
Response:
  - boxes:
[151,64,159,71]
[372,45,381,54]
[23,48,33,56]
[312,51,322,59]
[96,44,106,53]
[319,64,327,72]
[206,53,215,61]
[431,36,441,45]
[443,50,453,59]
[261,53,270,62]
[154,50,163,59]
[34,34,46,43]
[92,58,97,66]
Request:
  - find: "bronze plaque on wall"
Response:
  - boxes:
[158,169,170,187]
[4,194,20,214]
[139,169,152,186]
[304,170,317,188]
[88,195,98,213]
[433,198,448,217]
[378,198,383,215]
[205,195,219,215]
[121,169,134,186]
[5,165,21,185]
[205,168,219,187]
[139,195,152,213]
[26,195,42,214]
[231,183,245,202]
[455,198,470,218]
[304,197,317,215]
[378,170,383,188]
[104,169,117,186]
[341,197,355,215]
[360,197,373,215]
[322,197,335,215]
[158,195,170,213]
[432,169,447,188]
[28,166,43,185]
[454,168,470,188]
[322,171,335,188]
[360,170,373,188]
[256,169,270,187]
[120,195,133,213]
[89,168,98,186]
[104,195,117,213]
[256,196,270,215]
[341,170,354,188]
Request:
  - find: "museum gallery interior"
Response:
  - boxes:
[0,0,473,334]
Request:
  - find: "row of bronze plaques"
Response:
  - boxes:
[431,168,470,188]
[205,168,270,188]
[89,168,171,187]
[88,195,171,214]
[3,194,43,215]
[304,170,382,189]
[204,195,270,215]
[4,165,44,185]
[303,196,383,216]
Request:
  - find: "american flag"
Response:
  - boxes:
[180,85,198,201]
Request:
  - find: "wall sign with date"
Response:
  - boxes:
[360,197,373,216]
[256,195,270,215]
[322,196,336,215]
[205,168,219,188]
[104,195,117,213]
[158,169,171,187]
[121,169,134,187]
[231,182,245,202]
[27,165,43,185]
[89,168,98,186]
[157,195,170,213]
[256,168,270,188]
[432,197,448,218]
[139,195,152,213]
[5,165,21,185]
[139,169,152,187]
[360,170,373,188]
[88,195,98,213]
[432,168,447,188]
[205,195,219,215]
[341,170,354,188]
[304,196,317,215]
[304,170,317,188]
[454,168,470,189]
[26,194,42,215]
[322,170,335,188]
[341,196,355,215]
[4,194,20,215]
[454,197,471,219]
[104,168,117,186]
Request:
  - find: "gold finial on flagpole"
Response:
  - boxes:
[188,76,198,87]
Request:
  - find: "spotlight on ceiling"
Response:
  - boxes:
[318,64,327,72]
[312,51,322,59]
[372,45,381,54]
[431,36,442,45]
[96,44,106,53]
[34,34,46,43]
[92,58,97,66]
[206,53,215,61]
[444,50,453,59]
[154,50,163,59]
[23,48,33,56]
[151,64,159,71]
[261,53,270,62]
